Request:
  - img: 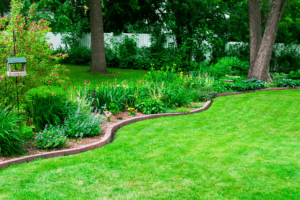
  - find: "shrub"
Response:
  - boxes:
[87,84,136,114]
[35,124,68,149]
[226,43,250,62]
[59,46,91,65]
[24,93,75,131]
[62,99,103,138]
[233,78,266,91]
[274,45,300,73]
[135,98,165,115]
[0,104,24,156]
[161,84,192,107]
[190,88,216,102]
[119,36,138,58]
[275,78,297,88]
[205,57,249,78]
[0,0,69,108]
[287,70,300,80]
[271,72,288,80]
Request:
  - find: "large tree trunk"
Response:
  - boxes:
[90,0,108,74]
[247,0,262,79]
[247,0,286,81]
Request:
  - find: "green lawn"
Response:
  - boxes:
[25,66,148,99]
[1,90,300,199]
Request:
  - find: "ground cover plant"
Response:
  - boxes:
[0,90,300,199]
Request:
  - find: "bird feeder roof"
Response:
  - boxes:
[7,57,27,64]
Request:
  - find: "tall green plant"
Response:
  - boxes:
[0,104,24,156]
[24,93,75,131]
[0,0,69,108]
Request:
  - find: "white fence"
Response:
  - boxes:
[46,32,176,50]
[46,32,300,61]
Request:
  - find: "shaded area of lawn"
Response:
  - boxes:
[67,65,148,87]
[1,90,300,199]
[25,66,148,98]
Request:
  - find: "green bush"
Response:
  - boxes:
[119,36,138,58]
[190,88,216,102]
[271,72,289,80]
[85,85,136,114]
[226,43,250,62]
[275,46,300,73]
[275,78,298,88]
[161,84,192,107]
[135,98,165,115]
[59,46,91,65]
[288,70,300,80]
[24,93,75,131]
[233,78,266,91]
[0,104,24,156]
[204,57,249,78]
[62,99,103,138]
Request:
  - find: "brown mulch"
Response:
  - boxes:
[0,102,204,162]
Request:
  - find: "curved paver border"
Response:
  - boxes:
[1,86,299,170]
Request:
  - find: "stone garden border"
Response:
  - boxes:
[0,86,299,170]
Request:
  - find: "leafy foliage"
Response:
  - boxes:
[58,46,91,65]
[275,78,299,88]
[24,93,75,132]
[0,0,69,108]
[35,125,68,149]
[0,104,24,156]
[62,98,103,138]
[135,98,164,115]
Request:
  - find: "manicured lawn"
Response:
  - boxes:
[1,90,300,199]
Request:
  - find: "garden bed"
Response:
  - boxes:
[0,103,203,163]
[0,111,146,162]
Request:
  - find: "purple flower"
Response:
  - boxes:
[41,137,43,139]
[48,140,50,142]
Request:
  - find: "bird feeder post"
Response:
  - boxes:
[6,30,27,113]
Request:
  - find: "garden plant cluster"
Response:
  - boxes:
[1,0,300,158]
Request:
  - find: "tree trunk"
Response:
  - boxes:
[90,0,108,74]
[247,0,286,81]
[247,0,262,79]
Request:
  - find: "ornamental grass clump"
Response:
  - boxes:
[0,104,24,156]
[24,93,75,132]
[85,83,136,114]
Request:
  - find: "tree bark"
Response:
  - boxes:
[247,0,262,79]
[247,0,286,81]
[90,0,108,74]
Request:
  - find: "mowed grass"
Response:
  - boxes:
[25,65,148,98]
[1,90,300,199]
[67,65,148,87]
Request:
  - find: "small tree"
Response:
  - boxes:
[0,0,69,107]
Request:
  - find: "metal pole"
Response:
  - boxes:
[13,30,19,114]
[16,76,19,113]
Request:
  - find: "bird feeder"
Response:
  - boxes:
[7,57,27,77]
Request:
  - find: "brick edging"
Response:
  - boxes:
[1,87,299,170]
